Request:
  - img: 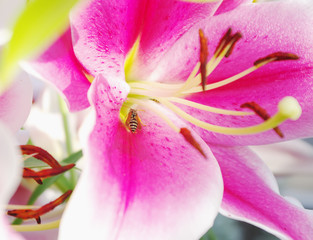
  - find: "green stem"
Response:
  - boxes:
[200,229,217,240]
[58,96,72,155]
[58,96,77,188]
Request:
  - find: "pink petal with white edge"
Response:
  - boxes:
[30,29,90,111]
[0,122,24,240]
[214,0,252,15]
[210,145,313,240]
[251,140,313,176]
[70,0,146,77]
[148,0,313,145]
[71,0,223,82]
[0,71,32,133]
[59,74,223,240]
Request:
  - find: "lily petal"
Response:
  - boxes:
[0,71,32,133]
[211,145,313,240]
[29,30,90,111]
[150,0,313,145]
[0,121,23,240]
[251,140,313,176]
[59,74,223,240]
[214,0,252,15]
[131,0,223,80]
[70,0,146,77]
[70,0,223,81]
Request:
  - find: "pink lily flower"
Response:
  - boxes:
[29,0,313,239]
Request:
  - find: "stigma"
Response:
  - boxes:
[121,28,301,140]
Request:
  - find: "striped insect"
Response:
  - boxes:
[125,108,142,133]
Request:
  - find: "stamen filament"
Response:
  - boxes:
[178,62,201,92]
[167,97,253,116]
[206,32,241,78]
[159,97,300,135]
[12,220,60,232]
[183,66,258,94]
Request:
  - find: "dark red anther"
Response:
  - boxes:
[241,102,284,138]
[215,28,232,56]
[23,164,75,183]
[180,128,206,158]
[20,145,61,168]
[7,190,73,224]
[23,168,43,184]
[225,32,242,57]
[214,28,242,58]
[254,52,299,66]
[199,29,208,91]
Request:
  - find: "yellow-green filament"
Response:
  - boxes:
[183,66,258,94]
[159,97,301,135]
[167,97,253,116]
[178,62,200,92]
[205,36,240,77]
[12,220,60,232]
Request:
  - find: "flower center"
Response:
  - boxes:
[121,28,301,139]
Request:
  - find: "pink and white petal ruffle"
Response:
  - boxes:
[30,30,90,111]
[0,122,23,240]
[70,0,146,77]
[211,145,313,240]
[59,74,223,240]
[0,72,32,133]
[214,0,252,15]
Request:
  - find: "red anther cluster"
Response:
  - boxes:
[21,145,75,184]
[241,102,284,138]
[254,52,299,66]
[7,190,72,224]
[215,28,242,58]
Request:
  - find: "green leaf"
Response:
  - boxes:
[61,150,83,165]
[27,175,61,205]
[200,229,217,240]
[23,150,82,168]
[0,0,81,90]
[24,157,49,168]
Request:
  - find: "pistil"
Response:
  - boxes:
[158,97,301,136]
